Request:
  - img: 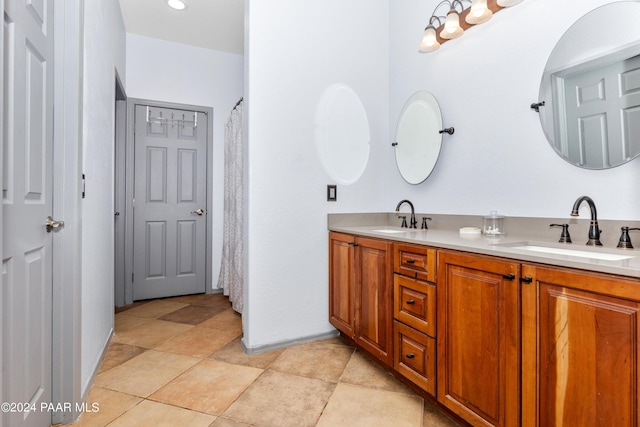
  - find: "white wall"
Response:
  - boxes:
[125,33,244,291]
[388,0,640,220]
[81,0,126,392]
[243,0,390,350]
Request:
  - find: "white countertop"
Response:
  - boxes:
[329,223,640,279]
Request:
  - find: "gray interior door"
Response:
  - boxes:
[559,54,640,167]
[2,0,54,426]
[133,104,207,300]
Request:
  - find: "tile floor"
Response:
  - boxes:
[69,293,461,427]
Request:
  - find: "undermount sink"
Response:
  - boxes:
[371,228,407,234]
[500,242,634,261]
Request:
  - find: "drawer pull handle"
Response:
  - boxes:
[348,242,359,247]
[406,259,415,264]
[406,353,415,359]
[406,299,415,305]
[520,276,533,284]
[503,273,515,280]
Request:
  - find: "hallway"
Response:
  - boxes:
[69,293,459,426]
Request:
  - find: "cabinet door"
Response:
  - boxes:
[329,232,356,337]
[355,236,393,365]
[437,251,520,427]
[522,265,640,427]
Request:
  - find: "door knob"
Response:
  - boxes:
[191,208,205,216]
[45,216,64,233]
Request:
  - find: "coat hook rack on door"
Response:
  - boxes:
[146,106,198,128]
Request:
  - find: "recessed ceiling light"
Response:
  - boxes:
[167,0,187,11]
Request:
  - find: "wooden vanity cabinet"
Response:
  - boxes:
[437,250,520,427]
[393,243,438,396]
[328,232,393,365]
[521,264,640,427]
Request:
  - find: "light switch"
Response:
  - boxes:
[327,185,337,202]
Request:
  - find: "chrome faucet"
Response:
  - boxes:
[570,196,602,246]
[395,199,417,229]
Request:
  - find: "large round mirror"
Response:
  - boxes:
[538,1,640,169]
[394,91,443,184]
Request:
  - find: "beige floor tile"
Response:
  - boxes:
[155,326,240,358]
[95,350,199,397]
[159,304,228,325]
[268,339,354,382]
[210,417,254,427]
[98,342,147,374]
[199,308,242,333]
[423,400,461,426]
[341,350,414,394]
[107,400,215,427]
[69,387,141,426]
[112,319,193,348]
[171,292,232,308]
[317,383,423,427]
[222,370,335,427]
[209,337,284,369]
[114,314,153,333]
[149,359,263,415]
[120,299,189,319]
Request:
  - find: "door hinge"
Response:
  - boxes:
[82,173,86,198]
[132,273,134,282]
[132,198,135,208]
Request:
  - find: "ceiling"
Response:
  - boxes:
[118,0,244,55]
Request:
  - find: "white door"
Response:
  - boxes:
[133,104,207,300]
[559,54,640,168]
[2,0,54,426]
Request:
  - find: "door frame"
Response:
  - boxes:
[51,0,84,424]
[114,74,127,307]
[120,98,214,305]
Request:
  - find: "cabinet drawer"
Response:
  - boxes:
[394,320,436,396]
[394,243,436,282]
[394,275,436,337]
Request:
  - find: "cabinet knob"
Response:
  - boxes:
[406,353,415,359]
[406,299,415,305]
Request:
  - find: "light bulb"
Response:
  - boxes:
[167,0,187,11]
[419,26,440,53]
[466,0,492,24]
[497,0,523,7]
[442,10,463,39]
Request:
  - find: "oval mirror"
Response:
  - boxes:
[538,1,640,169]
[394,91,443,184]
[315,84,371,185]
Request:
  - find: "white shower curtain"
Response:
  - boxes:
[217,99,244,313]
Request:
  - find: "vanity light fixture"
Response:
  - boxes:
[167,0,187,11]
[419,0,523,53]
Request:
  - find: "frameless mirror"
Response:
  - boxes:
[538,1,640,169]
[315,83,371,185]
[394,91,443,184]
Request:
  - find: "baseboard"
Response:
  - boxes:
[241,330,340,355]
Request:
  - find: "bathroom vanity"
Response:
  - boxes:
[328,213,640,427]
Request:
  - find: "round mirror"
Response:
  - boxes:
[538,1,640,169]
[315,84,371,185]
[394,91,443,184]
